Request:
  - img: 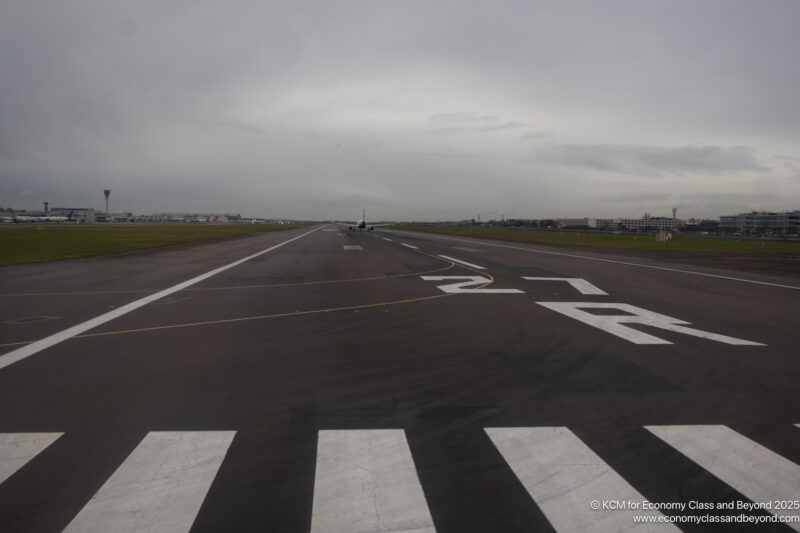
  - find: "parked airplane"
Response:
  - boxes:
[5,209,74,223]
[7,209,35,223]
[41,211,74,222]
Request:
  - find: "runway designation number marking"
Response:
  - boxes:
[421,276,524,294]
[538,302,765,346]
[522,277,608,295]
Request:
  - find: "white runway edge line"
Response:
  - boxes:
[437,255,486,270]
[410,233,800,291]
[646,425,800,531]
[0,433,63,485]
[311,429,436,533]
[0,227,321,371]
[486,427,679,532]
[64,431,235,533]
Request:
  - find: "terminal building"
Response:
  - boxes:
[556,216,685,232]
[719,211,800,235]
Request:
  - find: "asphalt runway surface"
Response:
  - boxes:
[1,225,798,532]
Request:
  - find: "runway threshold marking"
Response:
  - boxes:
[311,430,435,533]
[0,227,321,370]
[486,427,679,531]
[404,233,800,291]
[0,433,63,484]
[437,254,486,270]
[646,425,800,529]
[64,431,235,533]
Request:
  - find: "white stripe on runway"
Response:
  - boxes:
[487,427,678,532]
[0,228,321,371]
[0,433,63,484]
[401,243,419,249]
[343,245,363,250]
[65,431,235,533]
[646,425,800,531]
[311,429,435,533]
[383,237,393,242]
[437,255,486,270]
[522,277,609,295]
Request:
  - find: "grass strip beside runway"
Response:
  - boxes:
[0,224,306,265]
[388,225,800,256]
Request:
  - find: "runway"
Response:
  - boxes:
[0,225,798,532]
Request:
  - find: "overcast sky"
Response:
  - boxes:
[2,0,799,221]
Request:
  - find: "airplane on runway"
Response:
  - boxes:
[349,209,373,232]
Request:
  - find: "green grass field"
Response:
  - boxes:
[0,223,306,266]
[388,225,800,256]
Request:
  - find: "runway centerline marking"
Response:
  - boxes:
[401,243,418,249]
[0,227,321,371]
[437,255,486,270]
[402,233,800,290]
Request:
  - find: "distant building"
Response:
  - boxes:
[558,218,598,229]
[618,216,684,232]
[51,207,95,223]
[556,216,685,232]
[719,211,800,235]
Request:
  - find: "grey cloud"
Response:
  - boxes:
[533,144,769,176]
[520,131,553,141]
[427,112,528,133]
[1,0,798,220]
[604,193,672,203]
